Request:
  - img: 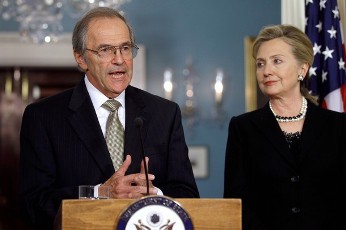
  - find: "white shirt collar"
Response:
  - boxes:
[84,76,126,110]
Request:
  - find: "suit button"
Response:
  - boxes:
[291,207,301,213]
[290,176,300,182]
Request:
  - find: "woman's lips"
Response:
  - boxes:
[264,80,276,86]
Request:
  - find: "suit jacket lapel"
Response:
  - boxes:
[67,80,114,177]
[299,102,326,165]
[124,86,151,172]
[251,104,297,168]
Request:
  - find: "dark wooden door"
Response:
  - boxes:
[0,67,83,230]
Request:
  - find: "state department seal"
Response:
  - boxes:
[116,195,193,230]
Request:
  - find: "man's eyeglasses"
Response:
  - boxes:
[85,43,139,60]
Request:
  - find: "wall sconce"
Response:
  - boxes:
[211,69,228,126]
[162,62,228,132]
[181,60,199,129]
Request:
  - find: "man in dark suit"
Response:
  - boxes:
[19,7,199,229]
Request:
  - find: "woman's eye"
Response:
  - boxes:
[256,62,264,68]
[274,59,282,64]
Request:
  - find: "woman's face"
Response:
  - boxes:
[255,38,305,99]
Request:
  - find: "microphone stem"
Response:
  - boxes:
[138,128,149,195]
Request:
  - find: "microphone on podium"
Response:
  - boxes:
[134,117,149,195]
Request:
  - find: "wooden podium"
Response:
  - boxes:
[55,198,241,229]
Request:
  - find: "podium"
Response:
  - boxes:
[55,198,241,229]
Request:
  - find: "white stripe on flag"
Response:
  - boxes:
[324,89,345,112]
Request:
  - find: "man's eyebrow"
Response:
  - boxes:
[95,41,132,49]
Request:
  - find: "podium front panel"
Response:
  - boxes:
[56,198,241,229]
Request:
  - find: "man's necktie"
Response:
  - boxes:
[102,99,124,171]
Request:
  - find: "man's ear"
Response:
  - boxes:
[74,52,88,71]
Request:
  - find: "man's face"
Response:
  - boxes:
[75,17,133,98]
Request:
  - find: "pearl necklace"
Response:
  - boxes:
[269,97,307,123]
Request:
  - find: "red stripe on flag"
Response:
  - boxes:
[341,84,346,112]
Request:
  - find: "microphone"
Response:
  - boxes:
[134,117,149,195]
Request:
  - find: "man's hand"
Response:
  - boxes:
[102,155,157,198]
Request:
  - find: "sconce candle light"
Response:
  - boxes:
[214,69,224,106]
[163,69,173,100]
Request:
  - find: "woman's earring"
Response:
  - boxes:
[298,74,304,81]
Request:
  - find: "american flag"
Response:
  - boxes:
[305,0,346,112]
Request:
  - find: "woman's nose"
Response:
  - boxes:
[262,63,272,76]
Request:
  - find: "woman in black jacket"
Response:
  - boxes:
[223,24,346,230]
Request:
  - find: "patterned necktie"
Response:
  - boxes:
[102,99,124,171]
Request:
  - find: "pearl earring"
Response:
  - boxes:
[298,74,304,81]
